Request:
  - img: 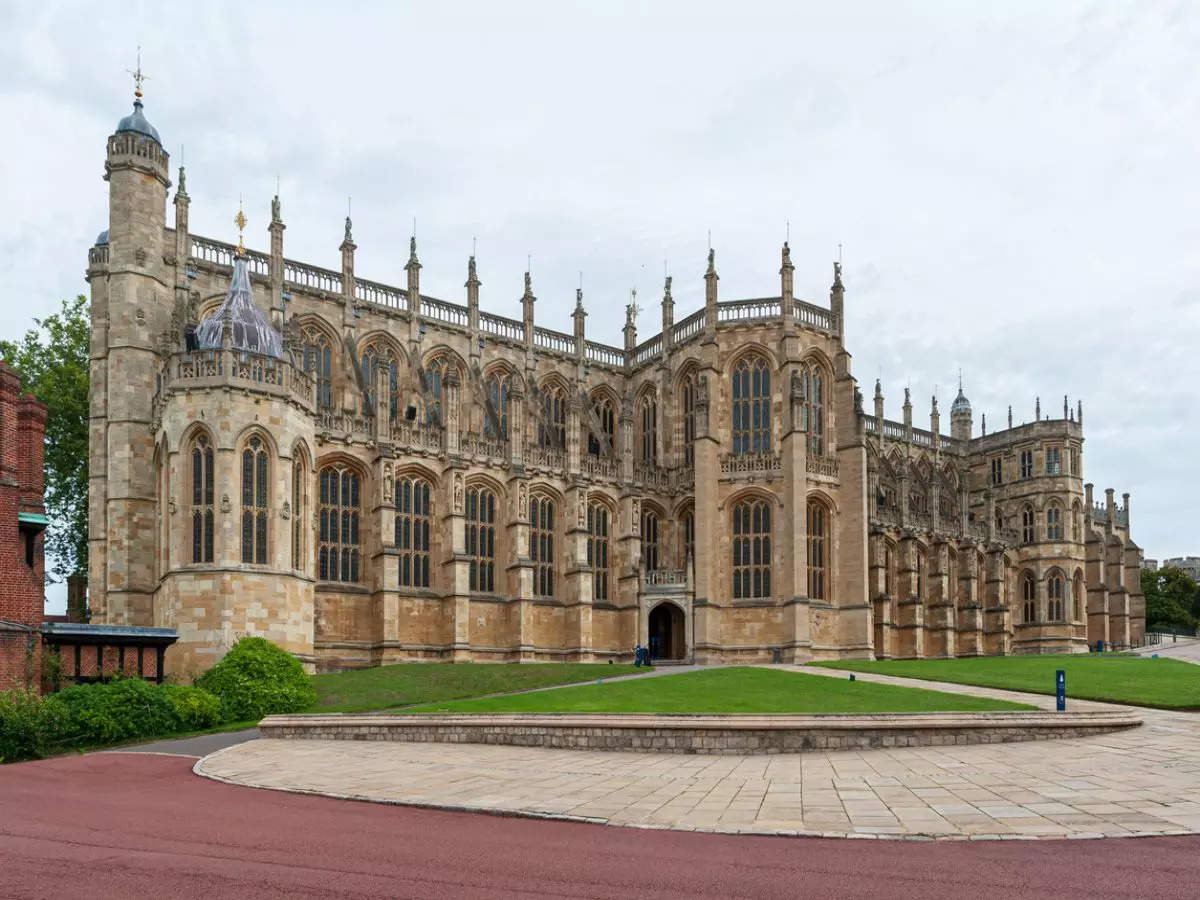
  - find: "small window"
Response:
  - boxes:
[1022,573,1037,623]
[1070,447,1080,476]
[530,496,556,598]
[1048,574,1065,621]
[990,457,1003,485]
[1046,504,1063,541]
[641,510,660,572]
[1046,446,1061,476]
[1021,506,1036,545]
[588,502,610,602]
[1019,450,1033,479]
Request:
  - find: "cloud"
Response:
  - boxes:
[3,0,1198,605]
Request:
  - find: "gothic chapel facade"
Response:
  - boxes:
[87,90,1145,674]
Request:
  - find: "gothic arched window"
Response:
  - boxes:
[302,327,334,411]
[807,498,829,601]
[1022,572,1037,623]
[681,371,696,467]
[589,396,616,456]
[530,495,556,598]
[1048,572,1065,621]
[292,453,307,571]
[319,464,361,583]
[732,497,772,599]
[1046,503,1063,541]
[802,363,826,457]
[731,355,771,455]
[588,501,611,602]
[641,509,660,572]
[190,433,215,563]
[639,393,658,464]
[396,476,432,588]
[466,486,496,592]
[539,384,567,450]
[1021,505,1036,545]
[484,371,510,439]
[423,355,453,426]
[360,342,400,420]
[241,435,269,564]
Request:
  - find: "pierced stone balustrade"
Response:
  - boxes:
[720,452,782,476]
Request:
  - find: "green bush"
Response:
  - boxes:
[162,683,224,730]
[0,690,67,763]
[195,637,317,721]
[49,678,179,744]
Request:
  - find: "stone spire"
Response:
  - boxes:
[466,253,481,344]
[873,378,884,424]
[573,286,587,350]
[830,260,845,341]
[340,213,356,300]
[704,247,718,337]
[1035,396,1041,421]
[405,235,420,315]
[623,288,639,352]
[780,242,794,330]
[661,273,675,351]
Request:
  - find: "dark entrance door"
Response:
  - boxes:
[648,603,686,660]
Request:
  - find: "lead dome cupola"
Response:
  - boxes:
[193,254,284,358]
[115,98,161,145]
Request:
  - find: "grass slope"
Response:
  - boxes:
[810,655,1200,709]
[310,662,648,713]
[403,666,1033,714]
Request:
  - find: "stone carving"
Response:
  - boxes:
[312,511,319,530]
[790,370,803,400]
[220,493,231,514]
[271,194,281,222]
[577,489,586,527]
[135,247,147,266]
[632,498,641,535]
[280,500,291,520]
[518,482,528,519]
[168,496,177,516]
[696,375,709,409]
[135,308,147,327]
[453,471,464,514]
[383,462,393,501]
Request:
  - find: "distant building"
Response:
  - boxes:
[1142,558,1159,571]
[1163,557,1200,583]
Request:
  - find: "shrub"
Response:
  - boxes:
[195,637,317,721]
[48,678,179,745]
[161,683,222,730]
[0,690,66,763]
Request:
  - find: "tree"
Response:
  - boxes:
[1141,566,1200,633]
[0,296,89,582]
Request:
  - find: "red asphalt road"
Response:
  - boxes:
[1,753,1198,899]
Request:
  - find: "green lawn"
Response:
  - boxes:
[403,666,1034,714]
[810,655,1200,710]
[309,662,649,713]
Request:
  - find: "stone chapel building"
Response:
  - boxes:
[86,88,1145,674]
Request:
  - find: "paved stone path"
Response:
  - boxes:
[196,667,1200,840]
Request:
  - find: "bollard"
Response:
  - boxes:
[849,673,856,682]
[1056,669,1066,712]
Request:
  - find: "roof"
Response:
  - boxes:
[115,99,161,144]
[193,255,284,358]
[39,622,179,646]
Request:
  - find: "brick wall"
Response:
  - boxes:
[0,360,48,691]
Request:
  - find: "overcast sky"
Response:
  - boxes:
[3,1,1197,610]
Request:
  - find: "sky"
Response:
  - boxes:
[2,1,1197,612]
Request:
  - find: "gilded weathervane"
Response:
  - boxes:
[235,196,247,255]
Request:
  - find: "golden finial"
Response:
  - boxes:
[127,46,148,100]
[234,194,247,255]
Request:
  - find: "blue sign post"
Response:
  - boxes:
[1056,669,1066,712]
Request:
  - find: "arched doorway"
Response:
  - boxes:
[648,602,686,660]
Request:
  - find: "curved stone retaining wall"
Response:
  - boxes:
[258,711,1141,755]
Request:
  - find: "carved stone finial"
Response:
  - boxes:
[706,247,716,276]
[781,241,792,270]
[663,274,672,300]
[833,260,844,290]
[903,387,911,406]
[625,288,639,325]
[344,216,353,243]
[523,271,533,299]
[177,166,187,196]
[468,254,477,283]
[409,235,418,263]
[271,193,281,223]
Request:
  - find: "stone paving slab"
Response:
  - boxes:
[194,667,1200,841]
